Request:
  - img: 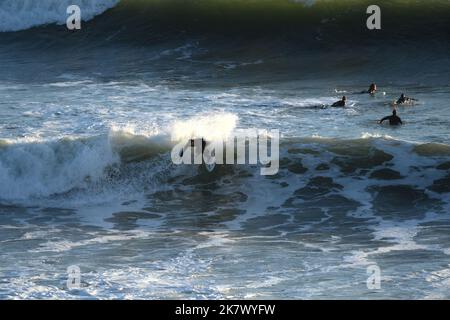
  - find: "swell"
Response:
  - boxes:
[1,0,449,46]
[1,0,448,85]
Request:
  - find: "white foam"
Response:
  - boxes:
[361,132,394,140]
[0,135,118,200]
[31,229,149,253]
[0,0,119,32]
[171,112,238,142]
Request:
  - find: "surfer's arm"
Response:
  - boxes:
[379,116,389,124]
[179,141,191,157]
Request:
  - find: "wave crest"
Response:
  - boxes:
[0,0,119,32]
[1,132,449,202]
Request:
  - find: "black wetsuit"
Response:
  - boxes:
[397,97,407,104]
[397,96,416,104]
[332,100,346,107]
[194,139,207,152]
[180,139,207,157]
[380,115,402,125]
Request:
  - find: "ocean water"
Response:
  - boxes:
[0,0,449,299]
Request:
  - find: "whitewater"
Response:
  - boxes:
[0,0,119,32]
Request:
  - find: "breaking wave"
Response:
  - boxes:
[1,131,449,203]
[0,0,119,32]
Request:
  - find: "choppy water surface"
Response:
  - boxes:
[0,0,449,299]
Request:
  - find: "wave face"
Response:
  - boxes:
[0,135,119,199]
[1,0,449,42]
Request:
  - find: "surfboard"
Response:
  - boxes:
[204,162,216,172]
[391,101,416,107]
[203,149,216,172]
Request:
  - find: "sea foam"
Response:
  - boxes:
[0,0,119,32]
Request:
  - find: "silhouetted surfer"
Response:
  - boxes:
[332,96,346,107]
[367,83,377,94]
[178,138,216,172]
[179,138,207,157]
[396,93,417,105]
[356,83,381,95]
[379,109,403,125]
